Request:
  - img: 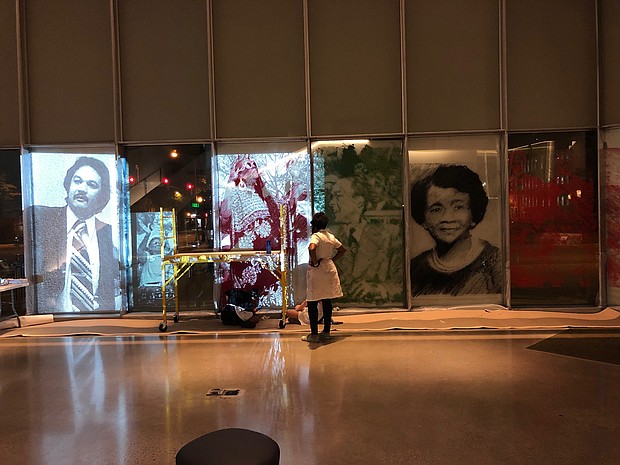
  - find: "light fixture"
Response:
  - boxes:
[170,149,178,158]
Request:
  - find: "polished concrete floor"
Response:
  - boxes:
[1,329,619,465]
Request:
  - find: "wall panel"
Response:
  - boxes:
[118,0,211,142]
[506,0,597,130]
[601,0,620,126]
[308,0,401,136]
[0,0,20,146]
[25,0,114,144]
[406,0,500,132]
[212,0,305,139]
[604,128,620,304]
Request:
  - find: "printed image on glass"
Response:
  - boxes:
[508,132,599,306]
[408,135,503,306]
[132,212,175,306]
[216,152,311,308]
[605,128,620,304]
[22,153,122,313]
[314,141,404,306]
[409,163,501,298]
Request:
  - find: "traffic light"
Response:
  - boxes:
[128,175,135,184]
[162,177,170,185]
[186,182,194,190]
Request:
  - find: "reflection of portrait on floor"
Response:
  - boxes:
[27,156,119,312]
[410,164,501,297]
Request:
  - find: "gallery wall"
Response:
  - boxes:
[2,0,618,146]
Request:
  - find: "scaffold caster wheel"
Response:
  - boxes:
[173,315,179,323]
[159,323,167,332]
[279,319,286,329]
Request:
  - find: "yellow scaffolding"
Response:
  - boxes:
[158,205,289,332]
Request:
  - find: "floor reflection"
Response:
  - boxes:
[0,331,619,465]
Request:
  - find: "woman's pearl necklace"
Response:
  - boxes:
[429,240,483,273]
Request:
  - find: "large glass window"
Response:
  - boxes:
[214,142,311,309]
[21,150,127,314]
[508,132,599,306]
[408,135,503,307]
[124,144,212,311]
[0,150,23,264]
[603,128,620,304]
[0,150,24,318]
[313,139,404,307]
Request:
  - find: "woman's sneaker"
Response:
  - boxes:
[319,332,331,341]
[302,334,320,342]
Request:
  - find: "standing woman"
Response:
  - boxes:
[303,212,347,342]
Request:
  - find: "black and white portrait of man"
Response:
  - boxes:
[409,163,502,300]
[23,154,121,313]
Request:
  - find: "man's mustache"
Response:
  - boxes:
[73,193,89,202]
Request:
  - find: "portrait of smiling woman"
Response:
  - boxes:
[410,164,501,297]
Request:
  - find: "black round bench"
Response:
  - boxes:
[176,428,280,465]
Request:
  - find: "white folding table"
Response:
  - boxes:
[0,278,29,327]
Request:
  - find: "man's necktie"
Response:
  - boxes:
[70,220,95,311]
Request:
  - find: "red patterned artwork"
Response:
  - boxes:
[508,135,598,305]
[605,148,620,287]
[217,152,310,308]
